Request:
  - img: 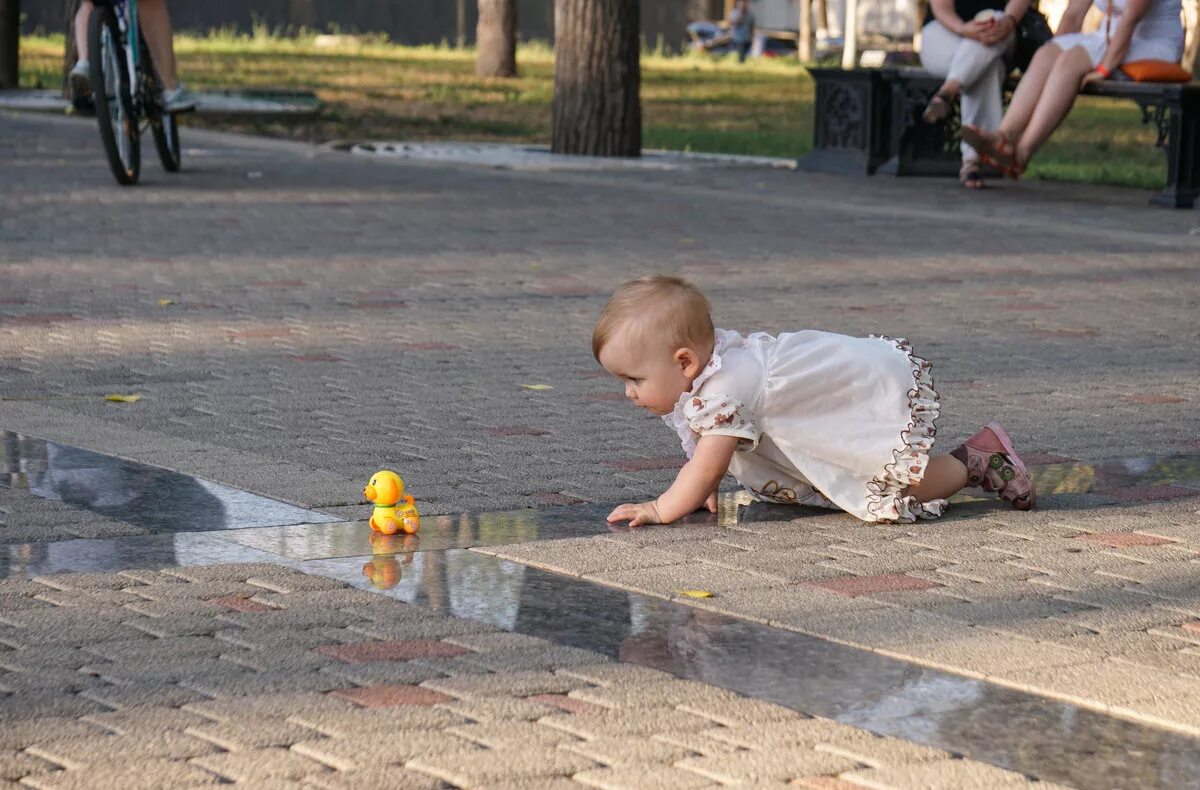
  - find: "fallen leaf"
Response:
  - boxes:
[103,394,142,403]
[674,589,714,598]
[157,298,176,306]
[520,384,554,391]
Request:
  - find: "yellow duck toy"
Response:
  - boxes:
[362,532,418,589]
[363,470,420,535]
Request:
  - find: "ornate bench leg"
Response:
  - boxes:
[1151,90,1199,209]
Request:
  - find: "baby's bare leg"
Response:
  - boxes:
[905,454,968,502]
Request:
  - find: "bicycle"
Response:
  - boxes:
[86,0,185,185]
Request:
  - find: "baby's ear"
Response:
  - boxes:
[675,347,703,377]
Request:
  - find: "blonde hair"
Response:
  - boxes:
[592,275,714,360]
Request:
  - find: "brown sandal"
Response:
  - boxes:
[950,422,1036,510]
[961,125,1024,179]
[922,93,953,125]
[960,159,985,189]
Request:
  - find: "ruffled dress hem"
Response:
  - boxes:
[863,336,947,523]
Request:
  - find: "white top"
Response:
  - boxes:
[664,328,946,523]
[1052,0,1184,67]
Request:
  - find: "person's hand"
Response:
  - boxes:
[978,14,1013,45]
[958,19,990,40]
[607,500,663,527]
[1081,68,1107,86]
[704,491,718,513]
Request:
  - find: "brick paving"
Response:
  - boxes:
[0,564,1056,788]
[2,108,1200,786]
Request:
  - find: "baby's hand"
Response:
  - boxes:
[705,492,718,513]
[607,501,663,527]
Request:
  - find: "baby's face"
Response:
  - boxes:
[598,336,695,416]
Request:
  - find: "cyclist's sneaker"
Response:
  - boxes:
[161,84,197,112]
[69,59,91,99]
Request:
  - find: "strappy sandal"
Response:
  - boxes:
[950,422,1036,510]
[922,92,953,125]
[961,124,1023,179]
[959,159,985,189]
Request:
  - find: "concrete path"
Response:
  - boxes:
[2,109,1200,787]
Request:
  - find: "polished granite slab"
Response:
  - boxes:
[302,549,1200,790]
[213,492,802,560]
[0,532,285,578]
[2,431,337,532]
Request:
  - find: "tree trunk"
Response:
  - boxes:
[551,0,641,157]
[799,0,813,60]
[476,0,517,77]
[0,0,18,89]
[815,0,828,38]
[457,0,467,47]
[841,0,859,68]
[1184,0,1199,76]
[62,0,79,98]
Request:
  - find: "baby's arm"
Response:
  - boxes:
[607,435,740,526]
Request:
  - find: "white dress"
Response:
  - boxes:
[1052,0,1184,68]
[664,328,946,523]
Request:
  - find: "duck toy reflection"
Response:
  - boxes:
[362,532,418,590]
[363,470,420,534]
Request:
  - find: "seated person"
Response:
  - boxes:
[962,0,1184,177]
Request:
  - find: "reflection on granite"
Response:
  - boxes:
[0,532,284,578]
[2,432,336,532]
[214,492,808,561]
[303,550,1200,790]
[1026,452,1200,497]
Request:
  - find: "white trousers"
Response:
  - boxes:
[919,14,1014,162]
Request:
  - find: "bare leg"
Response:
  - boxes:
[74,1,93,62]
[996,43,1062,141]
[137,0,179,90]
[937,77,963,99]
[1013,45,1093,166]
[905,455,968,502]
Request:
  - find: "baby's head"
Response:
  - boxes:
[593,275,715,416]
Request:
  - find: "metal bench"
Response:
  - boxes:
[803,66,1200,209]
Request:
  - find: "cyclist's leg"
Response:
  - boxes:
[138,0,178,90]
[70,1,95,96]
[74,1,93,61]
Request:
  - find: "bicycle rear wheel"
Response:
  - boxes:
[89,5,140,185]
[150,111,181,172]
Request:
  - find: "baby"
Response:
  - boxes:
[595,275,1035,526]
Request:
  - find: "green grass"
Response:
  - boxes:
[17,31,1164,189]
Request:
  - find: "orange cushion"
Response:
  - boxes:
[1120,60,1192,83]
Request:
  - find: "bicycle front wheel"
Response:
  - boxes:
[89,5,140,185]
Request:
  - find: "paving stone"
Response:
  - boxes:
[329,684,453,708]
[185,691,357,721]
[304,765,449,789]
[700,720,877,749]
[186,717,321,750]
[79,682,211,710]
[585,563,783,596]
[574,765,718,789]
[539,706,717,738]
[27,732,220,769]
[192,747,332,782]
[650,730,743,755]
[423,671,590,699]
[561,735,694,766]
[407,744,599,785]
[314,639,472,663]
[0,751,58,781]
[884,630,1095,678]
[437,695,559,722]
[678,748,862,783]
[82,706,211,737]
[20,757,221,789]
[449,721,582,749]
[287,705,469,737]
[555,663,670,687]
[475,780,583,790]
[841,759,1055,788]
[460,645,604,672]
[816,737,950,767]
[291,733,475,771]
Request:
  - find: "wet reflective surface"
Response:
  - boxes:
[304,550,1200,790]
[5,432,1200,787]
[216,492,797,561]
[2,432,337,531]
